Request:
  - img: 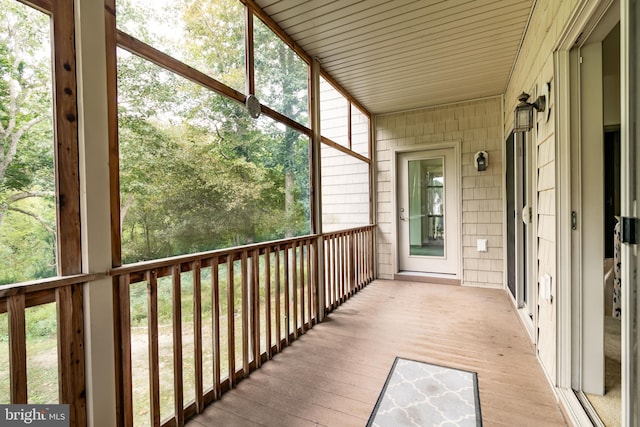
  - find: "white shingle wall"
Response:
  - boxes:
[375,97,504,288]
[320,78,349,147]
[352,107,369,157]
[319,78,372,233]
[321,143,370,232]
[503,0,581,382]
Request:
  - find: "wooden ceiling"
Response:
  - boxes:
[254,0,535,115]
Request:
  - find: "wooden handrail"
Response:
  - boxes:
[112,226,375,427]
[109,234,320,277]
[2,277,87,425]
[0,273,105,299]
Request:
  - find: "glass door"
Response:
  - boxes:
[408,157,445,257]
[398,148,459,275]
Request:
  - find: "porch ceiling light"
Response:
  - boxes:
[514,92,546,133]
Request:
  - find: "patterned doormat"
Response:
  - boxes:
[367,358,482,427]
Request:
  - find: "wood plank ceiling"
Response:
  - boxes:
[254,0,535,115]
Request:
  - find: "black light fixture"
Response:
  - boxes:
[474,151,488,172]
[514,92,546,132]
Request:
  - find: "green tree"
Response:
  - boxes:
[115,0,311,264]
[0,0,57,283]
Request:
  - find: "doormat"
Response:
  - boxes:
[367,357,482,427]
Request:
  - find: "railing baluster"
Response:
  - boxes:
[306,240,312,327]
[241,251,249,376]
[313,239,319,323]
[119,275,134,427]
[302,241,308,331]
[172,265,184,427]
[292,241,298,338]
[147,270,160,427]
[275,246,282,352]
[252,248,261,368]
[211,257,221,399]
[360,229,365,284]
[349,233,355,295]
[106,226,375,425]
[193,260,204,412]
[331,238,340,310]
[226,254,235,388]
[336,234,344,307]
[336,233,344,307]
[369,227,374,282]
[8,294,27,404]
[264,247,272,359]
[356,231,361,289]
[284,244,290,344]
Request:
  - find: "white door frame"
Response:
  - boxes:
[620,0,638,424]
[514,118,539,338]
[554,0,633,425]
[390,141,462,280]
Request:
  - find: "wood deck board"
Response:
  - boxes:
[187,279,567,426]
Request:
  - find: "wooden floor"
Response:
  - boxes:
[186,279,567,426]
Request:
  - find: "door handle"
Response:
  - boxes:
[400,208,408,221]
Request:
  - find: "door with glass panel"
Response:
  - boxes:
[398,149,459,275]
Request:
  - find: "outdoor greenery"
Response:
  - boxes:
[0,0,314,418]
[0,0,56,284]
[116,0,311,264]
[0,0,312,278]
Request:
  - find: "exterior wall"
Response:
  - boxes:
[320,144,370,232]
[319,77,371,232]
[375,97,504,288]
[503,0,582,382]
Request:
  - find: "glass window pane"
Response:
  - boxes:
[254,17,309,127]
[321,145,370,232]
[351,105,369,158]
[408,158,445,257]
[116,0,245,93]
[0,1,57,283]
[320,76,348,147]
[118,49,310,263]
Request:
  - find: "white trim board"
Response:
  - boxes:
[390,141,463,280]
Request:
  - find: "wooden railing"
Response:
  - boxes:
[0,273,101,426]
[323,225,375,312]
[111,225,375,427]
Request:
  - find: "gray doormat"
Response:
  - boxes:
[367,357,482,427]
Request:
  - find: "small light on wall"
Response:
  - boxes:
[474,151,488,172]
[514,92,546,133]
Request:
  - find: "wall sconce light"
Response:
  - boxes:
[474,151,488,172]
[514,92,546,132]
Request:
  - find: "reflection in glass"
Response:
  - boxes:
[408,158,445,257]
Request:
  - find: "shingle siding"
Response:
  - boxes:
[375,97,504,288]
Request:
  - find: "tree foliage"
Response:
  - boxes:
[0,0,56,283]
[0,0,314,278]
[117,0,311,263]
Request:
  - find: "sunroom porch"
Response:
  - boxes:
[2,0,638,425]
[185,279,566,427]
